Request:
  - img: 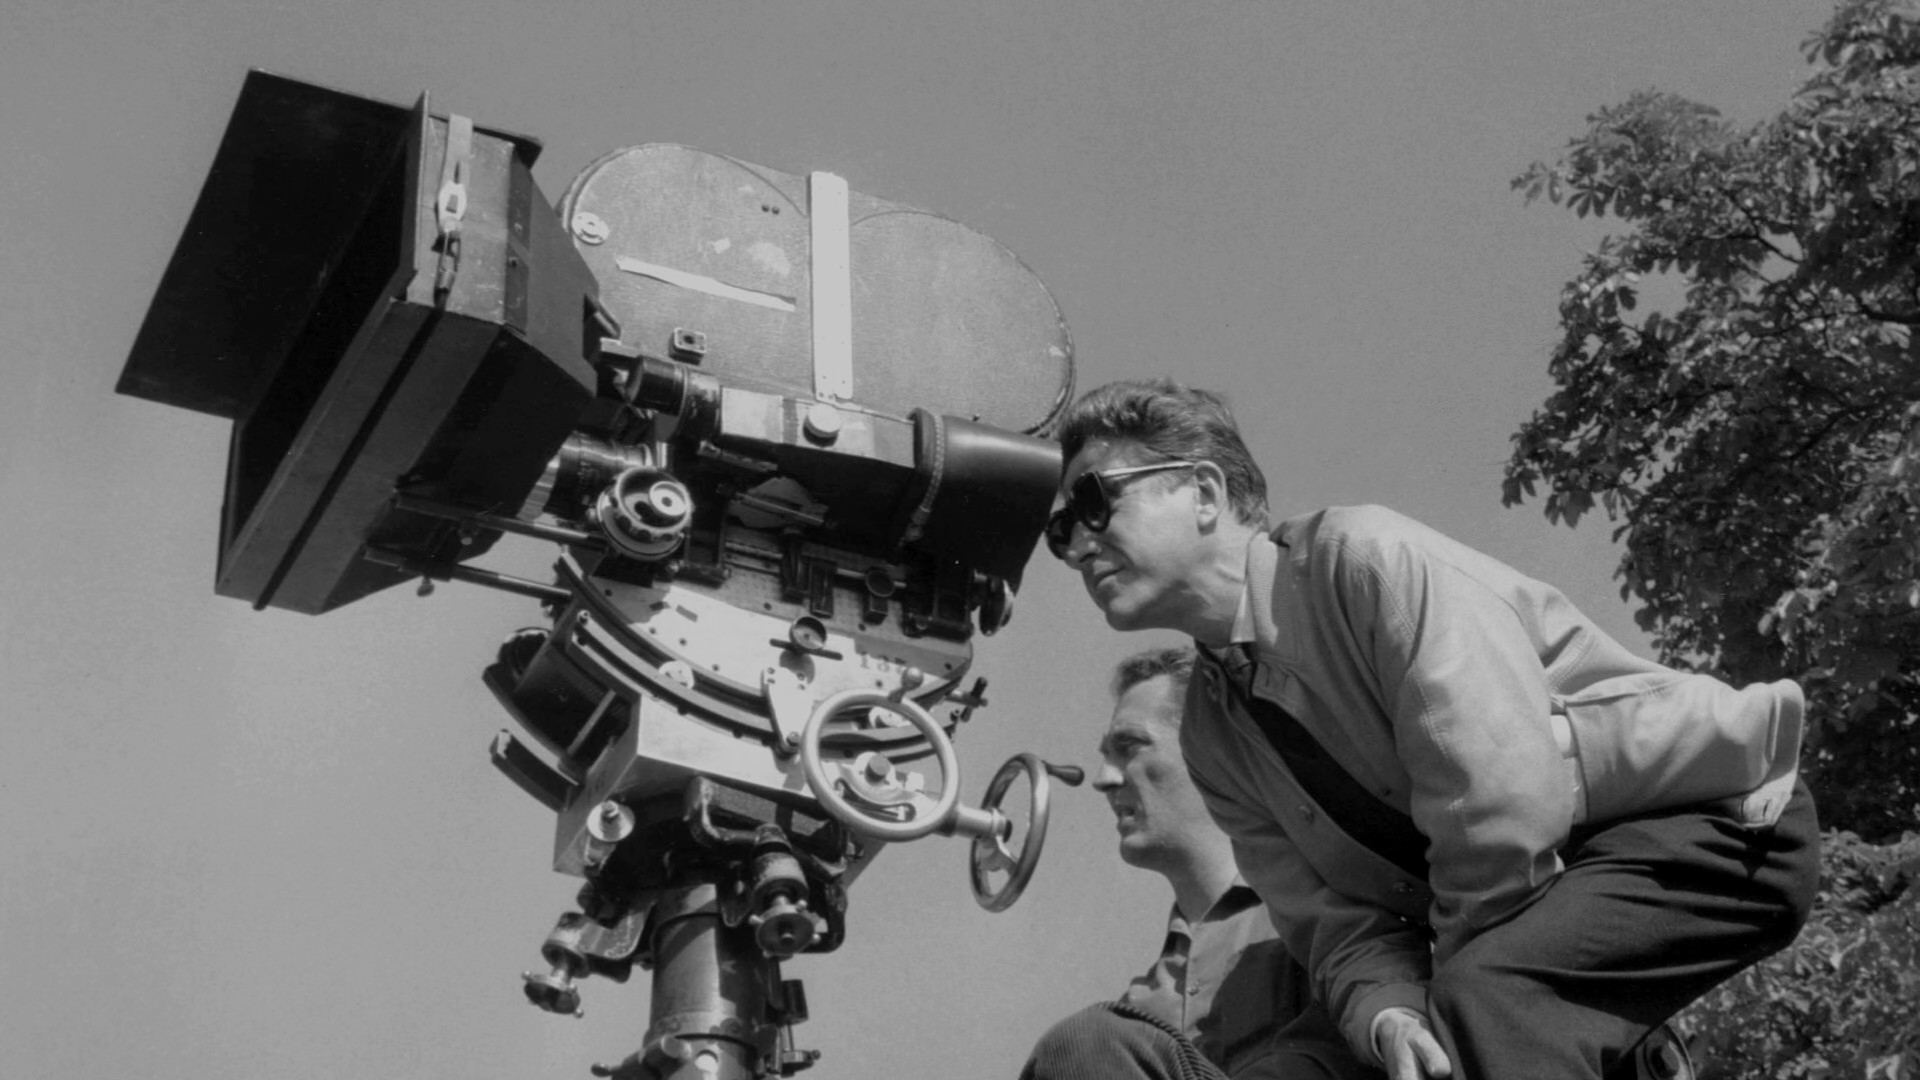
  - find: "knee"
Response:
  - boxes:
[1759,797,1823,949]
[1773,867,1818,949]
[1758,872,1818,959]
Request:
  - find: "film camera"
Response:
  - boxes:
[119,71,1082,1080]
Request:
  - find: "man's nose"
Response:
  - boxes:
[1062,521,1099,568]
[1092,761,1122,792]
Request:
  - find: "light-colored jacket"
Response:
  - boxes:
[1179,506,1803,1060]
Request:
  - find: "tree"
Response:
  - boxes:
[1508,0,1920,841]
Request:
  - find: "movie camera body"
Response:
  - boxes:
[118,71,1080,1080]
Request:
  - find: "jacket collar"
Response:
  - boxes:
[1244,527,1280,647]
[1198,518,1305,668]
[1202,526,1287,662]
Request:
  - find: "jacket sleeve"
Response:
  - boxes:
[1185,738,1431,1064]
[1326,518,1574,965]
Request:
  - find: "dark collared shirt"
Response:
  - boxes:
[1118,884,1365,1079]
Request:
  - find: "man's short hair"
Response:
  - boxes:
[1057,378,1269,526]
[1111,646,1198,721]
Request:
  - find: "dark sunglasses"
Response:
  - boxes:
[1045,461,1196,559]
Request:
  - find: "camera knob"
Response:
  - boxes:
[522,969,583,1017]
[750,895,818,958]
[802,402,842,444]
[593,467,692,560]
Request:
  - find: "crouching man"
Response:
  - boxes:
[1044,378,1820,1079]
[1021,647,1378,1080]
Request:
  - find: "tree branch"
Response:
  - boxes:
[1857,303,1920,325]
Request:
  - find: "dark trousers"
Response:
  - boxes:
[1426,781,1821,1080]
[1020,1002,1368,1080]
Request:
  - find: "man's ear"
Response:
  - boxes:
[1190,461,1230,530]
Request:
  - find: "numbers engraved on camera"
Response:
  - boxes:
[857,652,911,675]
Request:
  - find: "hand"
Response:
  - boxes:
[1373,1007,1452,1080]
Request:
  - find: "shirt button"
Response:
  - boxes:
[1298,805,1315,822]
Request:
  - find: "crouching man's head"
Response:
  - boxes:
[1093,646,1236,913]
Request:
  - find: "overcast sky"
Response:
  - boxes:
[3,2,1834,1079]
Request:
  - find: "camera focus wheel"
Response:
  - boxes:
[799,689,961,842]
[969,753,1053,912]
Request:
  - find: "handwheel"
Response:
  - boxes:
[798,689,962,841]
[969,753,1052,912]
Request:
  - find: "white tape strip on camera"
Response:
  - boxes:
[809,171,853,402]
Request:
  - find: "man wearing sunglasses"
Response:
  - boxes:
[1043,378,1820,1080]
